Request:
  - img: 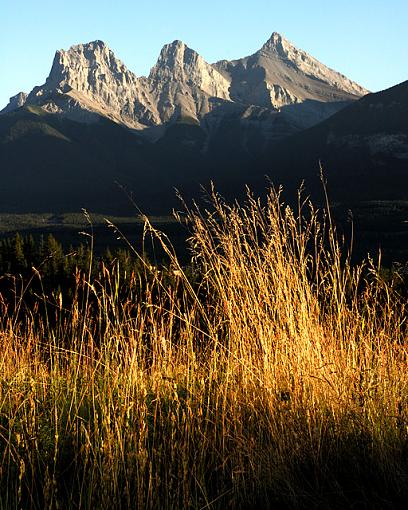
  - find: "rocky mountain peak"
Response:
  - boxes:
[149,40,230,100]
[168,39,186,50]
[45,40,134,91]
[261,32,285,53]
[212,32,369,123]
[149,40,191,79]
[257,33,368,98]
[23,40,160,129]
[260,31,309,59]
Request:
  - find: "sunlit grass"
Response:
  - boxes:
[0,187,407,508]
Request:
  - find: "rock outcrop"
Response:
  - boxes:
[1,92,27,114]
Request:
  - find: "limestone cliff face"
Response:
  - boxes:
[147,40,231,122]
[2,33,369,138]
[25,40,159,128]
[150,40,230,99]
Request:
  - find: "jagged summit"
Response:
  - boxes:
[213,32,368,114]
[62,40,109,54]
[149,40,230,101]
[149,40,199,80]
[46,39,136,88]
[258,33,368,98]
[261,32,285,51]
[167,39,186,49]
[23,40,160,128]
[259,31,315,62]
[81,39,107,48]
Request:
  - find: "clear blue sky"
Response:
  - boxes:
[1,0,407,108]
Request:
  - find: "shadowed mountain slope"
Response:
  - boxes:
[260,80,408,202]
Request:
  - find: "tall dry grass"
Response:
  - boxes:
[0,187,407,509]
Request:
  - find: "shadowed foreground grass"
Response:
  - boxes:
[0,188,407,509]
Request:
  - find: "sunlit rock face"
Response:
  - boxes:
[214,32,367,108]
[214,32,368,129]
[24,40,159,129]
[147,40,231,123]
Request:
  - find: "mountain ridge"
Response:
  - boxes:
[2,33,368,141]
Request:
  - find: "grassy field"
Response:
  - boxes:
[0,189,407,508]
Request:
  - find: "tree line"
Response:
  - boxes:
[0,233,147,302]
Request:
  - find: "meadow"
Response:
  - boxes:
[0,187,407,509]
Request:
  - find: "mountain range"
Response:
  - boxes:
[0,33,406,215]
